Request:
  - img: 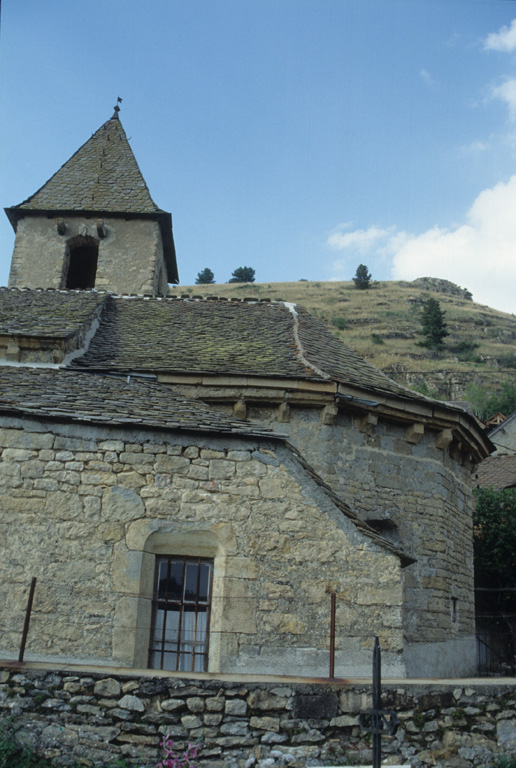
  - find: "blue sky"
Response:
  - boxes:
[1,0,516,313]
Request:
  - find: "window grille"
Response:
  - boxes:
[148,556,213,672]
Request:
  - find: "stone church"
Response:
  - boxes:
[0,110,491,678]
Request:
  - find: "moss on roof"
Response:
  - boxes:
[69,294,423,399]
[0,289,435,401]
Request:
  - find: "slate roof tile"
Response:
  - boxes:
[0,367,273,436]
[475,454,516,490]
[0,288,106,338]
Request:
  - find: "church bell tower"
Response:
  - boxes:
[5,107,178,295]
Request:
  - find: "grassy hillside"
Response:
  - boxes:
[172,277,516,404]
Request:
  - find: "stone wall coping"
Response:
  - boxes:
[1,660,514,687]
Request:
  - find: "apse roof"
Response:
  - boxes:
[68,293,421,398]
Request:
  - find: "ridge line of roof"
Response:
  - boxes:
[0,287,286,304]
[283,302,331,381]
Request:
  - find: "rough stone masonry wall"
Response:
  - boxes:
[1,667,516,768]
[0,415,403,678]
[9,216,165,295]
[247,403,476,676]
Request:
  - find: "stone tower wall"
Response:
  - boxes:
[8,215,167,295]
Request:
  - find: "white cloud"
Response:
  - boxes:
[390,175,516,314]
[327,177,516,313]
[485,18,516,53]
[327,225,403,281]
[460,140,488,154]
[327,225,393,252]
[491,78,516,121]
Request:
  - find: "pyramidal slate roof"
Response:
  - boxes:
[11,116,160,214]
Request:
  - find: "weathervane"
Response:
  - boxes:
[112,96,123,119]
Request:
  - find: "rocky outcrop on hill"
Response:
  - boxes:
[410,277,473,300]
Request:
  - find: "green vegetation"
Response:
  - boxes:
[450,340,480,362]
[473,488,516,596]
[487,757,516,768]
[466,379,516,421]
[195,267,215,285]
[332,316,348,330]
[413,381,440,399]
[419,296,449,349]
[353,264,372,290]
[498,352,516,370]
[228,266,255,283]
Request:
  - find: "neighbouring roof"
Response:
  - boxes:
[69,294,429,399]
[485,412,507,428]
[475,454,516,490]
[0,287,106,338]
[488,410,516,438]
[0,367,274,437]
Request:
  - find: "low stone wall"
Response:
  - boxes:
[1,665,515,768]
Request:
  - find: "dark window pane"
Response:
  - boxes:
[157,561,169,599]
[184,561,199,601]
[198,564,210,602]
[168,561,183,601]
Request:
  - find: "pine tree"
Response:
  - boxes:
[353,264,372,289]
[195,268,215,284]
[420,297,449,348]
[228,266,255,283]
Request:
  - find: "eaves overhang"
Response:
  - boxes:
[151,372,493,463]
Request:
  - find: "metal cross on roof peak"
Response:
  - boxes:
[112,97,123,119]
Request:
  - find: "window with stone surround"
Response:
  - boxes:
[148,555,213,672]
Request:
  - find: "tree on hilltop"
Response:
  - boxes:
[195,268,215,284]
[228,266,255,283]
[353,264,372,290]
